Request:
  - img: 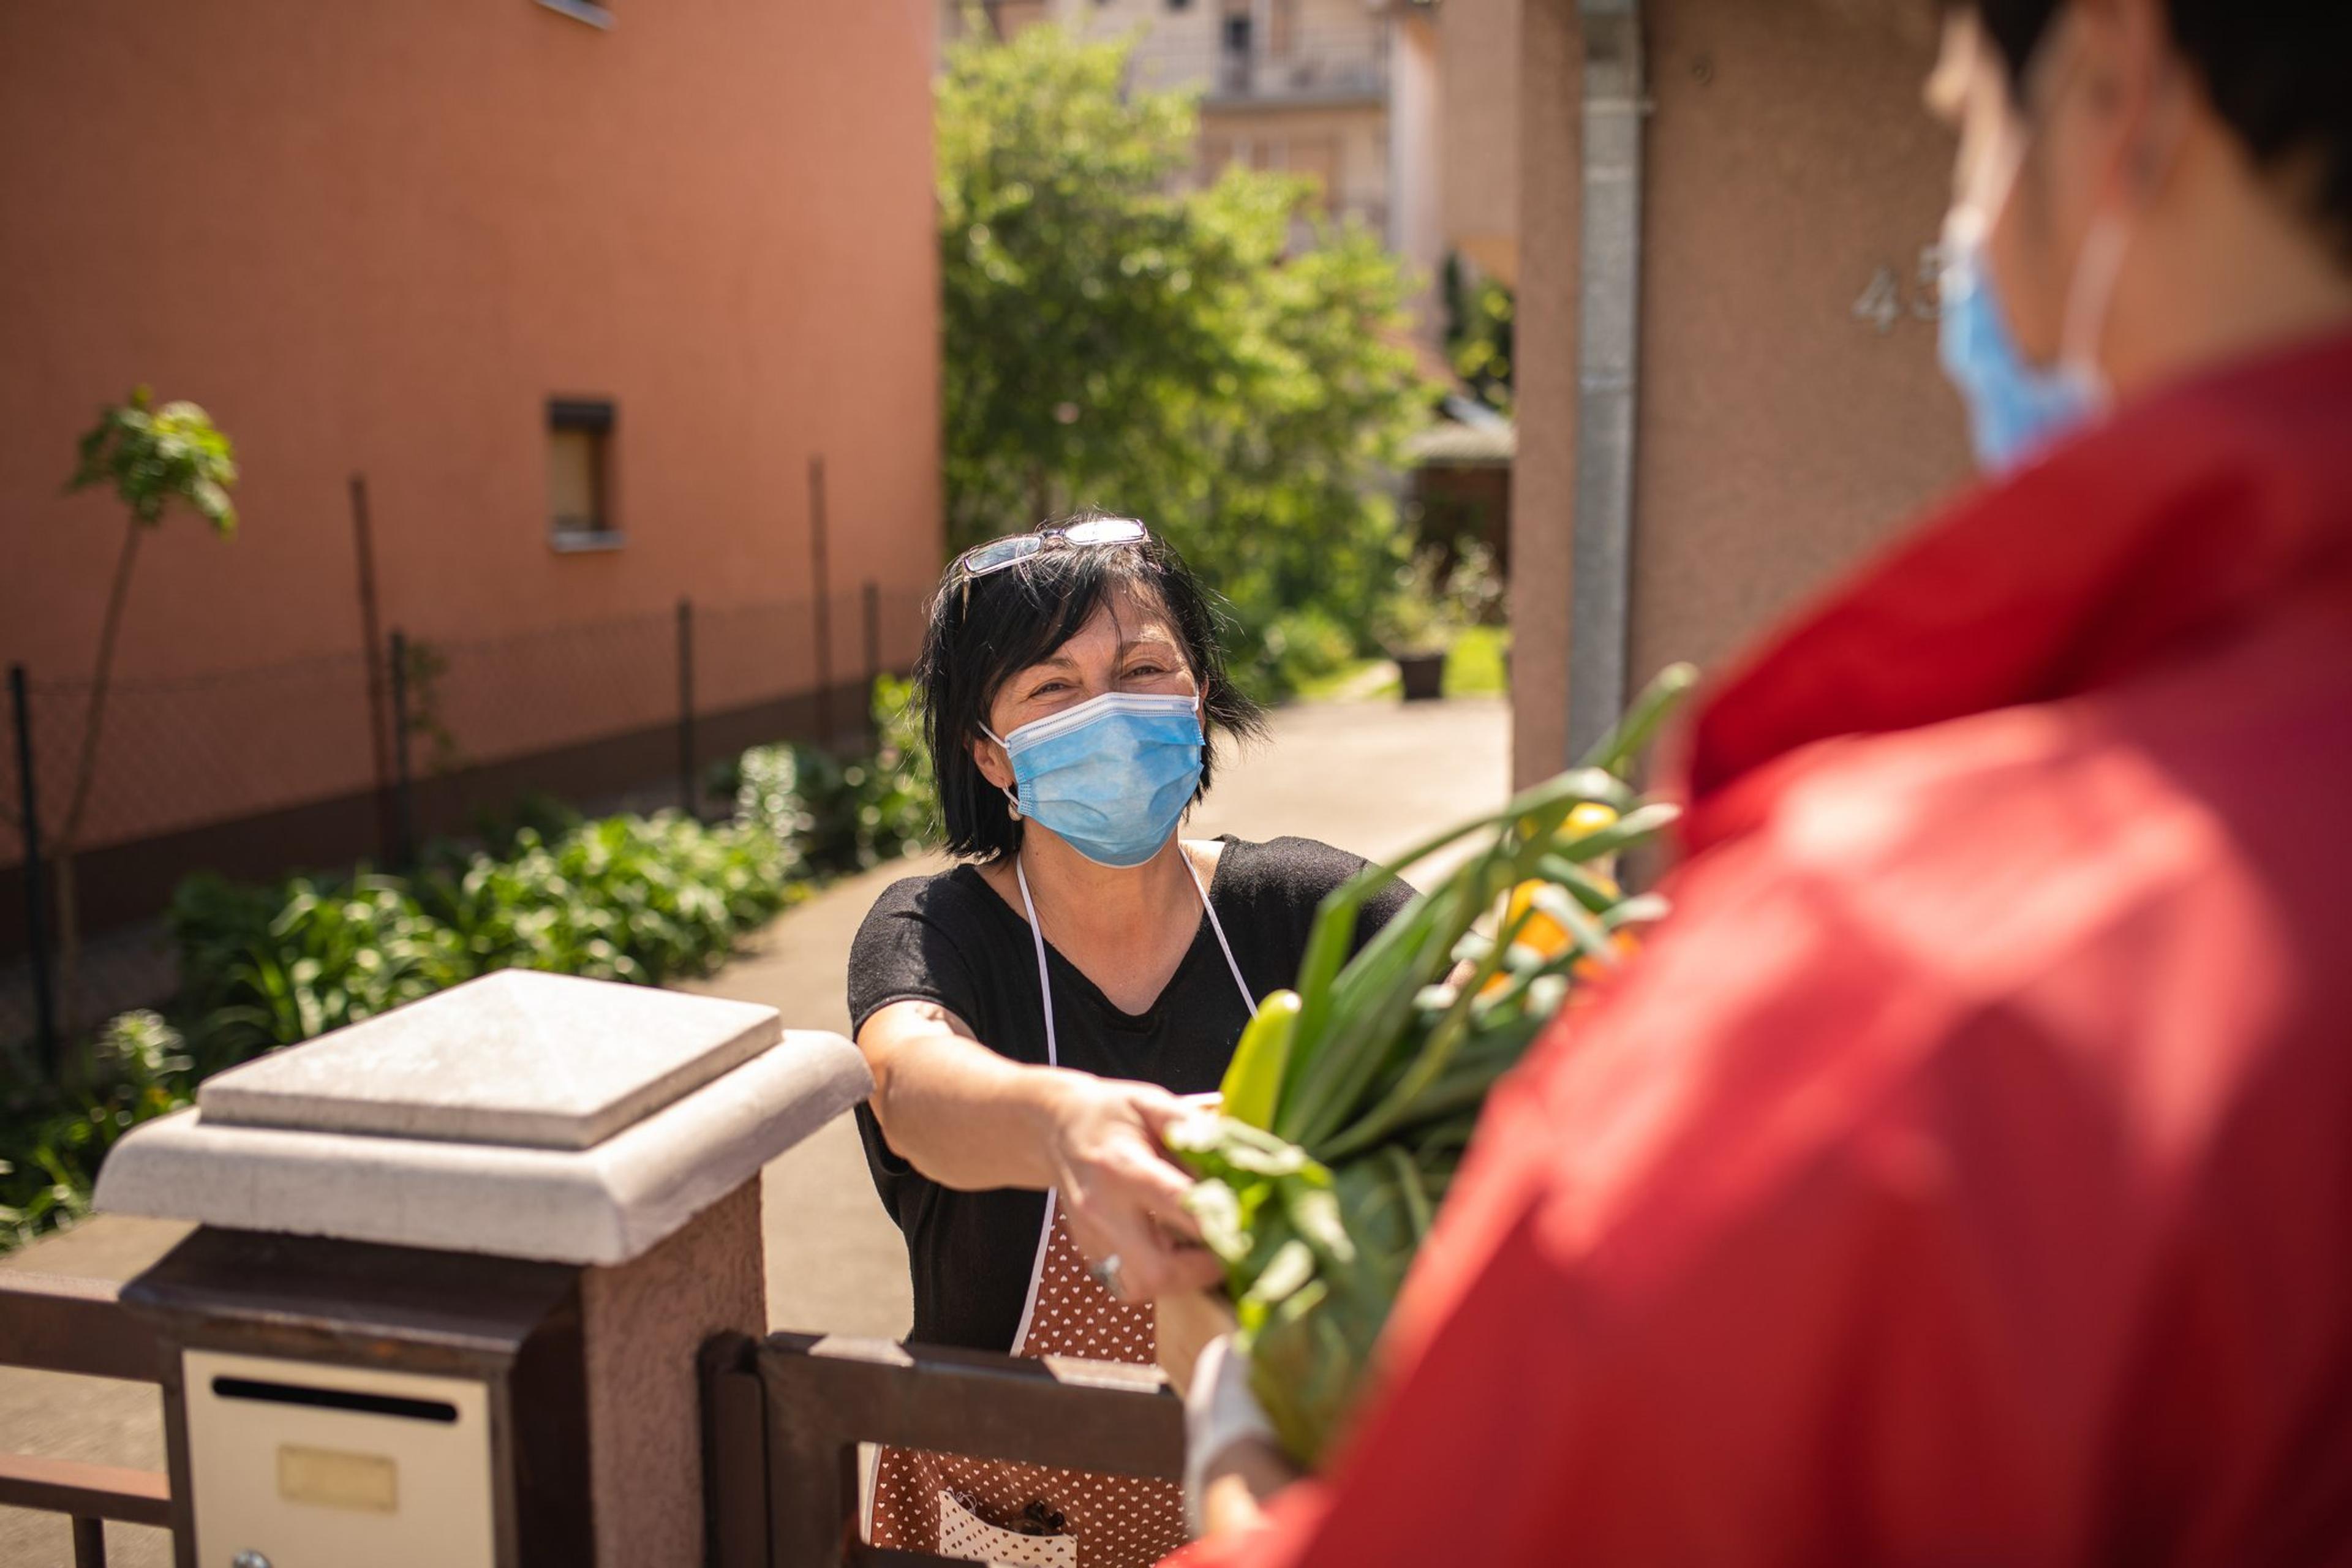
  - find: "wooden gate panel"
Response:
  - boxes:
[703,1330,1186,1568]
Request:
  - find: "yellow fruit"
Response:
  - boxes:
[1502,880,1574,959]
[1562,801,1619,840]
[1562,802,1623,888]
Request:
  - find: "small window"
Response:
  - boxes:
[1166,0,1191,10]
[548,399,619,551]
[536,0,614,29]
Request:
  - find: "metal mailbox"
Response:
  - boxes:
[183,1349,496,1568]
[122,1227,591,1568]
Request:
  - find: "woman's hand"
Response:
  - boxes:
[1046,1076,1227,1301]
[1155,1287,1238,1395]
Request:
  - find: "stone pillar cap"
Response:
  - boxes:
[96,970,873,1266]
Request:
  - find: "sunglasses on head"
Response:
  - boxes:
[951,518,1151,600]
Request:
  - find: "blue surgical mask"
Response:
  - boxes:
[985,692,1204,869]
[1937,216,2100,472]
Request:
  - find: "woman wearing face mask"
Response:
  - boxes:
[846,517,1415,1566]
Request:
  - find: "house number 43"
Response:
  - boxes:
[1853,242,1949,332]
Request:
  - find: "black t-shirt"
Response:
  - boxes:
[847,835,1417,1352]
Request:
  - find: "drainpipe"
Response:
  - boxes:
[1567,0,1646,763]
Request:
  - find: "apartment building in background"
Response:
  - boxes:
[959,0,1447,344]
[0,0,942,978]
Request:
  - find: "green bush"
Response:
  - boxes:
[1444,625,1512,698]
[2,1011,195,1251]
[733,742,861,875]
[5,809,804,1254]
[731,674,939,876]
[174,871,470,1069]
[433,814,800,983]
[1263,607,1362,692]
[176,812,803,1069]
[846,674,938,864]
[2,675,944,1257]
[1443,253,1515,416]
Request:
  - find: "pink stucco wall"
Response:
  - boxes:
[0,0,940,772]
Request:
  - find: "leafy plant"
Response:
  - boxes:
[1171,665,1699,1464]
[397,636,459,772]
[1263,607,1362,690]
[48,390,238,1038]
[1,1011,198,1252]
[175,870,472,1066]
[1442,624,1512,699]
[1374,543,1499,657]
[846,674,938,864]
[469,792,587,861]
[1442,252,1515,415]
[174,812,806,1069]
[731,676,940,875]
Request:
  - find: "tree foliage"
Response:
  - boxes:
[938,22,1434,693]
[68,387,239,534]
[1442,252,1515,416]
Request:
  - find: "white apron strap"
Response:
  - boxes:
[1181,850,1258,1024]
[1008,843,1257,1354]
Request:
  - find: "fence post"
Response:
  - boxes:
[8,663,58,1071]
[350,473,399,868]
[862,581,882,747]
[808,456,834,747]
[387,630,417,868]
[676,598,696,817]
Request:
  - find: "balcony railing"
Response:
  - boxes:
[1133,32,1390,105]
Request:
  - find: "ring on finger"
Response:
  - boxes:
[1089,1253,1125,1300]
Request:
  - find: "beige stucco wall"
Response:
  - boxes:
[1511,0,1969,786]
[1440,0,1523,286]
[1507,0,1583,789]
[1389,9,1447,311]
[0,0,940,709]
[1630,0,1967,687]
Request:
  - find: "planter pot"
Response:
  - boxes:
[1395,650,1447,703]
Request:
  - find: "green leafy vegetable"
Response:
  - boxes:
[1173,665,1698,1463]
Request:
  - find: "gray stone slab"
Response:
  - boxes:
[97,1030,872,1265]
[197,968,781,1151]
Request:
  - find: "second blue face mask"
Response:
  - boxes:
[1937,228,2100,473]
[986,692,1205,869]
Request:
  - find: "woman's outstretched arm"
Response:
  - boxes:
[858,998,1224,1299]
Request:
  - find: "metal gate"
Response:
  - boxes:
[701,1331,1186,1568]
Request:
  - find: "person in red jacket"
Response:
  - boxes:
[1161,0,2352,1562]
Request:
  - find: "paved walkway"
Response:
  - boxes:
[0,696,1507,1566]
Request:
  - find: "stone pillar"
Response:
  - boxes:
[96,968,870,1568]
[582,1180,765,1565]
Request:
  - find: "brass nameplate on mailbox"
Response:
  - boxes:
[277,1444,398,1513]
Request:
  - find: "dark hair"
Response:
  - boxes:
[1954,0,2352,247]
[913,518,1267,861]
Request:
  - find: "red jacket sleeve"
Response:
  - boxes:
[1170,825,2198,1568]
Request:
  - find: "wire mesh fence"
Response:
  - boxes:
[0,581,930,1066]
